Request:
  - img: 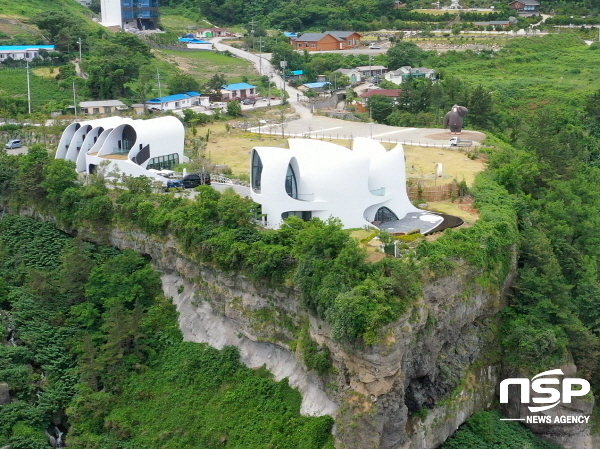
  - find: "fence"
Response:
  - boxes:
[407,182,457,202]
[240,127,457,148]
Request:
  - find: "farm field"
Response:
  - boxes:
[0,67,71,111]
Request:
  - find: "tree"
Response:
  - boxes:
[386,41,424,69]
[467,85,495,129]
[168,74,200,95]
[368,94,394,123]
[204,73,228,100]
[41,159,78,203]
[226,100,242,117]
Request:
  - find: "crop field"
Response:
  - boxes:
[0,67,71,110]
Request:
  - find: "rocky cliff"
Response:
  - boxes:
[103,226,514,449]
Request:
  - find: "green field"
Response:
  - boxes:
[428,34,600,110]
[154,48,253,81]
[0,68,72,111]
[159,13,213,34]
[0,0,93,21]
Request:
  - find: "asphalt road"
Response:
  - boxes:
[212,39,485,146]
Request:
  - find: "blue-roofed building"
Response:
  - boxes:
[221,83,257,100]
[145,91,209,111]
[0,45,55,62]
[283,32,298,38]
[178,37,213,50]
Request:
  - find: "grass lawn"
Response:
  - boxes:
[195,123,289,176]
[154,49,252,82]
[404,144,485,187]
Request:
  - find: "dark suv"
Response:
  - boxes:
[182,173,211,188]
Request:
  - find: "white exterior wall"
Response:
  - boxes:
[186,42,213,50]
[56,116,185,182]
[250,138,423,229]
[0,49,49,61]
[100,0,122,27]
[147,95,206,111]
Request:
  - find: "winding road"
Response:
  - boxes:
[211,38,485,146]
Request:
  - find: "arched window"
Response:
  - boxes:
[374,207,398,223]
[285,163,297,199]
[251,150,263,193]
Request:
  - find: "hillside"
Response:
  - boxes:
[0,0,94,22]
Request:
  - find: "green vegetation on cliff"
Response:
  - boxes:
[0,215,334,448]
[441,411,562,449]
[0,143,518,346]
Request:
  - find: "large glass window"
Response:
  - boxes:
[251,150,263,193]
[285,163,297,199]
[374,207,398,223]
[282,211,312,221]
[146,153,179,170]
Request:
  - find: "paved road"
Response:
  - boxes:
[213,38,313,120]
[212,39,485,145]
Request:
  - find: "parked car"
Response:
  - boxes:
[163,179,183,190]
[182,172,211,188]
[369,44,381,49]
[4,139,22,149]
[242,98,256,105]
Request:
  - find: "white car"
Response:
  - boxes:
[369,44,381,49]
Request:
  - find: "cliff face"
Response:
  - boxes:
[104,226,514,449]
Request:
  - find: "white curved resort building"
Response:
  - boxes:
[250,138,455,234]
[55,116,186,181]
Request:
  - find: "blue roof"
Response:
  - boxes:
[222,82,257,91]
[178,38,211,43]
[283,32,298,38]
[290,70,304,75]
[146,91,201,103]
[0,45,55,51]
[303,82,330,89]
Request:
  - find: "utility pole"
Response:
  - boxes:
[249,18,257,52]
[156,68,162,98]
[258,37,263,75]
[77,38,82,62]
[73,81,77,118]
[26,60,31,114]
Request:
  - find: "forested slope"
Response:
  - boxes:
[0,215,334,448]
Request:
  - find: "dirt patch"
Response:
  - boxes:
[424,130,486,142]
